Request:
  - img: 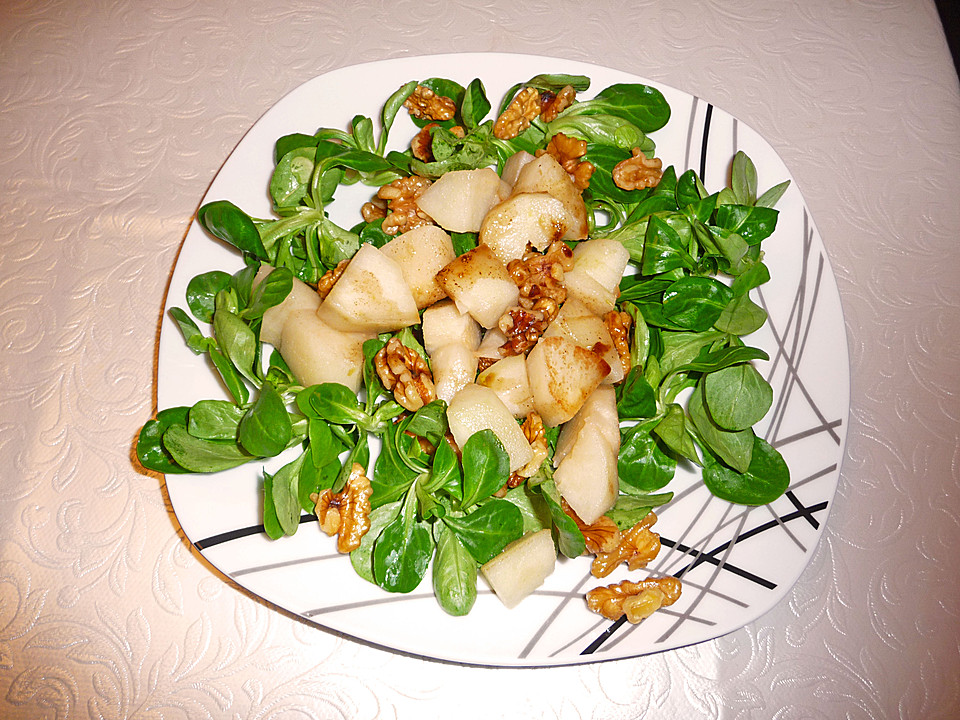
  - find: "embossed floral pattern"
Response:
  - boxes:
[1,2,959,719]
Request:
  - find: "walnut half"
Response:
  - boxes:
[612,148,663,191]
[586,576,682,623]
[313,463,373,553]
[374,337,436,411]
[590,511,662,578]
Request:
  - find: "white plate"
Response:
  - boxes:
[159,53,850,666]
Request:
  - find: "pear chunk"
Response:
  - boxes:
[435,245,519,329]
[476,354,535,418]
[379,225,456,309]
[447,383,534,473]
[422,299,481,354]
[510,153,588,240]
[552,385,620,524]
[279,310,371,393]
[316,243,419,334]
[543,302,625,384]
[253,265,321,349]
[553,385,620,466]
[415,168,504,233]
[478,192,572,264]
[481,529,557,609]
[525,336,610,426]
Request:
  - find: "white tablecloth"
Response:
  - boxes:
[2,1,958,717]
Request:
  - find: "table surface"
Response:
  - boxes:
[2,1,959,717]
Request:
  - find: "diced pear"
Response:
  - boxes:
[480,528,556,609]
[421,299,481,355]
[553,385,620,466]
[476,327,508,364]
[563,269,618,316]
[279,310,370,393]
[447,383,534,473]
[435,245,519,329]
[570,238,630,292]
[500,150,536,188]
[379,225,456,309]
[525,335,610,426]
[253,265,321,349]
[479,192,572,264]
[553,423,619,525]
[415,168,504,233]
[511,153,588,240]
[543,310,624,384]
[430,343,479,404]
[476,354,535,418]
[316,243,419,334]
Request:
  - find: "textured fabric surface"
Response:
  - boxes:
[1,0,958,717]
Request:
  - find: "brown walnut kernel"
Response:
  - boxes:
[374,337,437,411]
[539,85,577,123]
[603,309,632,378]
[511,412,549,482]
[316,259,350,301]
[590,511,662,578]
[612,148,663,191]
[494,87,542,140]
[538,132,596,191]
[586,576,682,623]
[312,463,374,553]
[375,175,435,236]
[562,499,621,555]
[497,241,574,355]
[403,84,457,121]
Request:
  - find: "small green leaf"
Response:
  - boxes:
[238,383,293,458]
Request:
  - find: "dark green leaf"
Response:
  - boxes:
[239,383,293,458]
[460,430,511,508]
[373,490,434,593]
[702,435,789,505]
[161,424,253,473]
[704,363,774,431]
[187,400,244,440]
[136,406,191,474]
[538,479,585,559]
[443,500,524,564]
[197,200,268,259]
[271,453,306,536]
[432,525,478,616]
[186,271,232,323]
[688,383,754,473]
[618,419,677,492]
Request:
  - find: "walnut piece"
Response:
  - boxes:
[403,84,456,122]
[603,309,632,378]
[498,241,574,355]
[316,259,349,301]
[586,576,682,623]
[563,499,621,555]
[375,175,435,236]
[374,337,436,411]
[494,87,542,140]
[360,197,387,223]
[591,511,662,578]
[312,463,373,553]
[612,148,663,191]
[538,132,595,191]
[511,412,549,483]
[540,85,577,123]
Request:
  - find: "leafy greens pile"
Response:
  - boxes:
[137,73,790,616]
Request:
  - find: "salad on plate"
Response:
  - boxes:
[138,72,790,624]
